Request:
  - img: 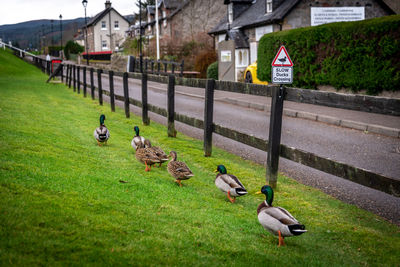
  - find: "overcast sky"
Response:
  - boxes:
[0,0,139,26]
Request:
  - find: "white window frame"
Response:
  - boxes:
[101,21,107,30]
[114,20,119,30]
[235,49,249,68]
[266,0,273,13]
[102,40,108,50]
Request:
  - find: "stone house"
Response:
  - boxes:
[85,1,130,53]
[140,0,226,47]
[208,0,397,82]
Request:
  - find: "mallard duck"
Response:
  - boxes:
[144,139,168,166]
[167,151,194,187]
[93,114,110,146]
[257,185,307,247]
[135,140,161,172]
[215,165,248,203]
[131,126,146,150]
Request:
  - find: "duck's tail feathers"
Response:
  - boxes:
[288,224,307,236]
[235,188,248,196]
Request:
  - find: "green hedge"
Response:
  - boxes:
[207,61,218,80]
[258,15,400,94]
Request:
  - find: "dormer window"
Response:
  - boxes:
[266,0,273,13]
[228,3,233,24]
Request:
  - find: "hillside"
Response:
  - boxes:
[0,15,134,50]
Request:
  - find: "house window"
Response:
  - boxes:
[266,0,273,13]
[218,34,225,43]
[102,40,108,50]
[101,21,106,30]
[228,3,233,24]
[114,21,119,30]
[163,10,167,27]
[236,49,249,67]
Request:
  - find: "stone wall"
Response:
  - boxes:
[169,0,226,45]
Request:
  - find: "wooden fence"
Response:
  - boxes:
[15,49,400,197]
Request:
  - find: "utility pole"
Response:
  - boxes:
[139,0,143,73]
[156,0,160,60]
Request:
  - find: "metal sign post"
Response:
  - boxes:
[267,46,293,187]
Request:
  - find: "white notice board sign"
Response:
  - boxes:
[221,51,232,62]
[272,67,293,84]
[311,7,365,26]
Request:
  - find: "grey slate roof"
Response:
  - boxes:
[228,28,249,48]
[209,0,301,34]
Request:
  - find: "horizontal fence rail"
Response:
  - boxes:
[11,49,400,197]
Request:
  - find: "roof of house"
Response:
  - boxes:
[209,0,301,35]
[161,0,182,9]
[209,0,396,35]
[87,7,130,27]
[228,28,249,48]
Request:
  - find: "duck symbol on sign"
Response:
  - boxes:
[278,56,287,63]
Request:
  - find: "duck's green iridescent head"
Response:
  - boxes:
[100,114,106,125]
[261,185,274,206]
[216,165,227,174]
[134,126,140,136]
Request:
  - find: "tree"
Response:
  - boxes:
[134,0,156,21]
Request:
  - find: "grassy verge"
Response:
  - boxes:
[0,49,399,266]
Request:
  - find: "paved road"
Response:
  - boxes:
[73,67,400,226]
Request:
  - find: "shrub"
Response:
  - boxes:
[194,49,217,78]
[64,41,84,60]
[257,15,400,94]
[207,61,218,80]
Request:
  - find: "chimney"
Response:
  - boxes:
[105,0,111,9]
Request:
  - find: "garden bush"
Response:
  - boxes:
[63,41,84,60]
[206,61,218,80]
[257,15,400,95]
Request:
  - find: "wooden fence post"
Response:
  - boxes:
[109,70,115,112]
[83,66,87,97]
[60,64,63,82]
[204,79,215,157]
[97,69,103,105]
[123,72,130,118]
[68,65,72,88]
[73,65,76,92]
[266,85,285,188]
[65,65,69,85]
[167,75,176,137]
[142,73,150,125]
[180,60,184,77]
[90,68,95,100]
[77,66,81,94]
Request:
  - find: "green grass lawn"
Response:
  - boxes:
[0,49,399,266]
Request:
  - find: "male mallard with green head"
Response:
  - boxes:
[257,185,307,247]
[144,139,168,166]
[93,114,110,146]
[131,126,146,150]
[135,140,161,172]
[215,165,248,203]
[167,151,194,187]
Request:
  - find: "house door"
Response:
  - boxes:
[218,40,235,82]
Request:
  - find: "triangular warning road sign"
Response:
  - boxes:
[271,46,293,67]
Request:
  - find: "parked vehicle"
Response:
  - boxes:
[244,62,268,85]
